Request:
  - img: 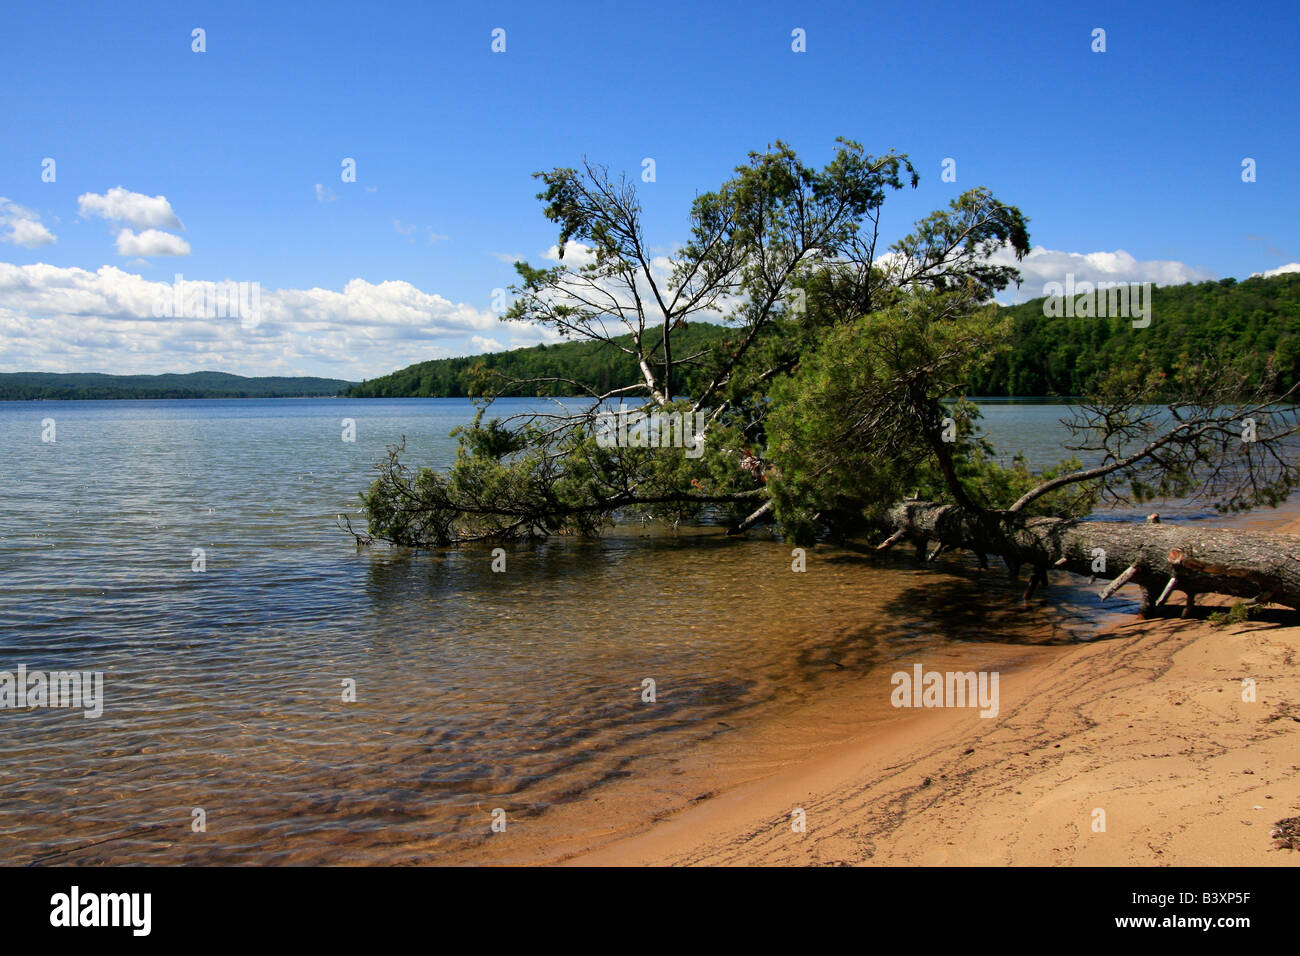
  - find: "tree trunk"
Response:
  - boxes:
[880,501,1300,615]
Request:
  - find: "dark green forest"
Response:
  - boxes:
[345,322,731,398]
[971,273,1300,396]
[0,371,353,400]
[345,273,1300,399]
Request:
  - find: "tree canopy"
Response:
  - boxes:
[357,141,1299,551]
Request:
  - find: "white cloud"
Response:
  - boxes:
[0,198,39,220]
[542,242,597,267]
[471,336,505,352]
[115,229,191,257]
[1251,262,1300,278]
[532,240,740,331]
[314,184,337,203]
[987,246,1214,303]
[0,198,57,248]
[78,187,183,229]
[393,220,417,236]
[9,219,57,248]
[490,251,524,264]
[0,261,549,378]
[426,229,449,244]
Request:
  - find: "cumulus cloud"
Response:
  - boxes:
[541,242,598,268]
[115,229,191,257]
[0,261,550,378]
[0,198,57,248]
[1251,262,1300,278]
[533,241,740,329]
[9,218,57,248]
[78,187,183,229]
[471,336,505,352]
[985,246,1214,303]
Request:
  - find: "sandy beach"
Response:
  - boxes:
[452,511,1300,867]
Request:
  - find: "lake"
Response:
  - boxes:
[0,398,1197,863]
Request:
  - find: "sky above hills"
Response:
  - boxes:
[2,0,1297,379]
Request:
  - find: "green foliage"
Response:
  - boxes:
[972,273,1300,396]
[360,400,765,545]
[955,448,1098,518]
[1208,602,1259,627]
[762,287,1093,542]
[887,187,1030,297]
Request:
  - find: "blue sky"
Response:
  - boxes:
[1,0,1296,379]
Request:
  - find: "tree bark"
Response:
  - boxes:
[880,501,1300,615]
[727,500,773,536]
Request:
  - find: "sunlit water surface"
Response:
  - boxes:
[0,398,1223,863]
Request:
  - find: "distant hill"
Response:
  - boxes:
[345,273,1300,399]
[969,272,1300,396]
[0,371,354,400]
[344,322,730,399]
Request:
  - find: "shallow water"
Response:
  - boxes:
[0,398,1183,864]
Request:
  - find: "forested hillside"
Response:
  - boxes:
[969,273,1300,396]
[345,273,1300,399]
[0,371,353,400]
[345,323,729,398]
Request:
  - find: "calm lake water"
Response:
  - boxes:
[0,398,1204,864]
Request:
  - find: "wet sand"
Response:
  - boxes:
[453,510,1300,866]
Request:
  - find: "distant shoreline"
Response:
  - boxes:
[0,370,355,401]
[0,394,347,401]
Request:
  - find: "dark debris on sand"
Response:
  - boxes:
[1270,817,1300,850]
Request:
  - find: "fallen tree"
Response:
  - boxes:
[356,140,1300,615]
[878,500,1300,616]
[764,299,1300,617]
